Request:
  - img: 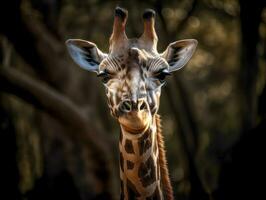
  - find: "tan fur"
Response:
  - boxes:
[156,114,174,200]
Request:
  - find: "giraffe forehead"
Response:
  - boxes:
[100,37,169,73]
[100,52,167,73]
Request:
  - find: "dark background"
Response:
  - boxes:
[0,0,265,199]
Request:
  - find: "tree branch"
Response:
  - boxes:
[0,66,113,151]
[155,0,198,43]
[165,77,208,200]
[154,0,207,198]
[0,66,115,199]
[155,0,200,156]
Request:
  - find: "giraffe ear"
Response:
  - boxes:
[161,39,197,72]
[66,39,107,73]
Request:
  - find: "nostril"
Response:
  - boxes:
[122,101,131,112]
[139,101,147,110]
[120,100,147,113]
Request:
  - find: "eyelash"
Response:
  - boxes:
[154,69,171,82]
[97,69,111,83]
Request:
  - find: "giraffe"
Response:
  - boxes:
[66,7,197,200]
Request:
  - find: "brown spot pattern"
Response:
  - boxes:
[146,187,161,200]
[127,179,140,200]
[138,156,156,187]
[127,160,134,170]
[120,153,124,172]
[120,179,125,200]
[125,139,134,154]
[138,129,152,155]
[119,131,123,143]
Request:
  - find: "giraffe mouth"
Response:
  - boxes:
[118,110,151,133]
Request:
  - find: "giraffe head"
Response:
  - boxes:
[66,7,197,133]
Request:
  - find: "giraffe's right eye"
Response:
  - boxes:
[97,70,111,83]
[154,69,171,83]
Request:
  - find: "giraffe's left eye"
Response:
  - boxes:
[155,69,171,82]
[97,70,111,83]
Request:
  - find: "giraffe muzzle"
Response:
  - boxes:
[119,99,148,114]
[118,99,151,133]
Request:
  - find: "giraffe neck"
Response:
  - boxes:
[119,116,163,200]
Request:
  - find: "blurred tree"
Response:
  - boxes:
[0,0,266,200]
[214,0,266,200]
[239,0,265,131]
[0,105,21,200]
[0,0,117,199]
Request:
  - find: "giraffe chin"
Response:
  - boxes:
[118,110,151,134]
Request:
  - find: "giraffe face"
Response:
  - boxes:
[98,46,169,132]
[66,7,197,132]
